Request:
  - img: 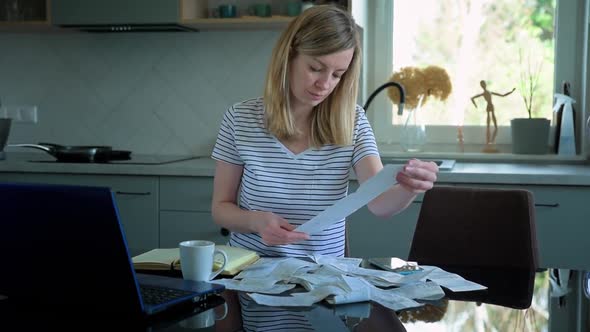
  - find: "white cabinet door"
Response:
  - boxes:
[0,173,159,256]
[346,181,424,259]
[159,177,229,246]
[456,183,590,270]
[159,211,228,247]
[348,204,422,259]
[160,176,213,212]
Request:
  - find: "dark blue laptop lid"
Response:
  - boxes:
[0,182,224,319]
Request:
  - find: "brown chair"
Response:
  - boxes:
[407,185,539,309]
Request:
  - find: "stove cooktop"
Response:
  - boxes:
[28,154,201,165]
[107,154,201,165]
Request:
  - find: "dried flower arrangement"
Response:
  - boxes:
[398,299,448,323]
[387,65,453,109]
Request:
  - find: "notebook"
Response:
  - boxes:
[0,182,225,320]
[132,245,260,276]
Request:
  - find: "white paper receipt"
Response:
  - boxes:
[295,164,402,235]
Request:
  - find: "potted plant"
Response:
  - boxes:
[510,50,550,154]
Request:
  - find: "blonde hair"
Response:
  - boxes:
[263,5,361,147]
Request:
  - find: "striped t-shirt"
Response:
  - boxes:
[211,97,379,258]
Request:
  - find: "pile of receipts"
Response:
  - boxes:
[212,255,487,312]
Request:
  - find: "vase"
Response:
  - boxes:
[510,118,550,154]
[400,96,427,152]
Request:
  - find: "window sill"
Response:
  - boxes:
[377,143,589,165]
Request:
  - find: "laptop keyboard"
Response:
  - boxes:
[139,284,195,306]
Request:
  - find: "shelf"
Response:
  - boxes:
[0,21,55,32]
[0,0,51,31]
[181,16,294,31]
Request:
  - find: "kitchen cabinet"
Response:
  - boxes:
[347,179,590,271]
[347,181,425,259]
[348,204,422,259]
[0,0,53,32]
[159,176,228,247]
[458,183,590,271]
[0,172,159,256]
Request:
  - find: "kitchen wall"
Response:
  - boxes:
[0,30,279,156]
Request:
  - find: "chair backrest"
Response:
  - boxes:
[408,185,539,309]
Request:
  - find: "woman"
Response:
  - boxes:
[211,5,438,259]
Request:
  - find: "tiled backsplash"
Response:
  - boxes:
[0,31,278,156]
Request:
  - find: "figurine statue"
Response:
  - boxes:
[471,80,515,152]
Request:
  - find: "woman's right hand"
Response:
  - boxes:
[253,211,310,245]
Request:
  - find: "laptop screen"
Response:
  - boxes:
[0,182,144,317]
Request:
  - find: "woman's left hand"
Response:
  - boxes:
[396,159,438,193]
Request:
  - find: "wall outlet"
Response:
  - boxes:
[19,105,38,123]
[1,105,38,124]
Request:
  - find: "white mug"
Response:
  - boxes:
[179,302,228,329]
[179,240,228,282]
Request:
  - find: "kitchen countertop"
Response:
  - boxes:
[0,152,217,177]
[1,152,590,186]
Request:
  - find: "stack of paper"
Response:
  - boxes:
[213,255,487,312]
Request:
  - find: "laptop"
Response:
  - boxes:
[0,182,225,320]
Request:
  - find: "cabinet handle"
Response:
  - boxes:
[115,191,151,196]
[535,203,559,208]
[221,228,230,236]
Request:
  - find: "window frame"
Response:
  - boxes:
[360,0,589,161]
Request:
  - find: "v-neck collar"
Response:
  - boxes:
[272,136,312,159]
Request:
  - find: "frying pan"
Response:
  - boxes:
[8,142,131,163]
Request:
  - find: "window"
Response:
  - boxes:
[363,0,588,158]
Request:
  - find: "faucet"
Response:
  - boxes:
[363,81,406,116]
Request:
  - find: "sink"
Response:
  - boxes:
[381,158,456,171]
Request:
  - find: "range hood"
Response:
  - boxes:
[51,0,197,32]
